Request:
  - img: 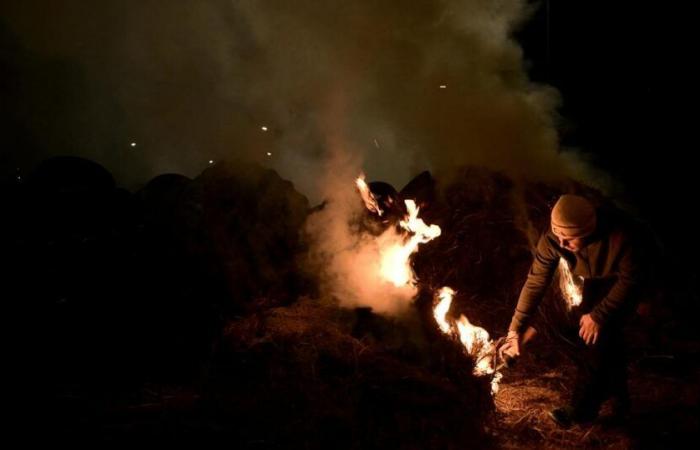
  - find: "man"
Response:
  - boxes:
[499,194,642,427]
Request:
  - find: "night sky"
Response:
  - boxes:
[517,2,694,262]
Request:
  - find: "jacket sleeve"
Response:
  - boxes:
[590,238,641,327]
[509,232,560,333]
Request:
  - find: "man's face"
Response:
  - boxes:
[553,231,586,253]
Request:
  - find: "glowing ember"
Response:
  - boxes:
[355,175,383,217]
[558,258,583,308]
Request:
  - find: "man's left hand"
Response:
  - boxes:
[579,314,600,345]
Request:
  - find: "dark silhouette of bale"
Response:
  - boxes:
[368,180,405,220]
[132,173,222,381]
[23,156,121,243]
[26,155,115,193]
[15,158,209,388]
[139,173,191,225]
[4,160,141,398]
[176,160,310,315]
[399,170,436,211]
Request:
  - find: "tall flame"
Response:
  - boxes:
[558,258,583,308]
[377,199,443,287]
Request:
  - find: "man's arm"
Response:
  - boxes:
[509,232,560,333]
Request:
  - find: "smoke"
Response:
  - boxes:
[232,0,577,197]
[3,1,598,314]
[1,0,588,197]
[298,110,416,314]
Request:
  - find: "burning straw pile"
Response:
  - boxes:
[216,299,492,449]
[13,155,608,446]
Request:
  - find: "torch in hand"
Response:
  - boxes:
[495,326,537,371]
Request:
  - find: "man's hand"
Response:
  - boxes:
[579,314,600,345]
[499,330,521,359]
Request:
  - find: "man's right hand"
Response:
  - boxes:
[499,330,521,359]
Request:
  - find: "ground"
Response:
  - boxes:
[493,323,700,449]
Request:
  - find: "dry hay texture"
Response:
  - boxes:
[215,299,495,450]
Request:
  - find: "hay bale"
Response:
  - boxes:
[213,300,494,449]
[177,160,310,314]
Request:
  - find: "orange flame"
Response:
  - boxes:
[354,177,500,393]
[558,258,583,308]
[377,199,443,287]
[432,287,502,394]
[351,184,441,288]
[434,287,454,334]
[378,238,416,287]
[398,200,441,241]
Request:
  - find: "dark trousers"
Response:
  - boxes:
[536,305,630,416]
[567,325,629,415]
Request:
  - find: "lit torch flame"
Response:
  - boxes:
[355,175,383,217]
[558,258,583,308]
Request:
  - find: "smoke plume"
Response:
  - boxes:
[1,0,582,197]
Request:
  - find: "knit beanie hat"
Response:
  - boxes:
[550,195,597,239]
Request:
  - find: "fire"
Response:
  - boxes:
[355,175,383,217]
[432,287,502,393]
[558,258,583,308]
[378,200,443,287]
[378,239,415,287]
[434,287,454,334]
[399,200,441,241]
[356,174,442,289]
[355,176,500,393]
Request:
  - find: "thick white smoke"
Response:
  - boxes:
[3,0,582,197]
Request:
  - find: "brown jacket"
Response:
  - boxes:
[509,211,641,333]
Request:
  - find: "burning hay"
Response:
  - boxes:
[208,174,505,447]
[354,172,506,394]
[18,156,691,448]
[216,299,493,449]
[432,287,503,394]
